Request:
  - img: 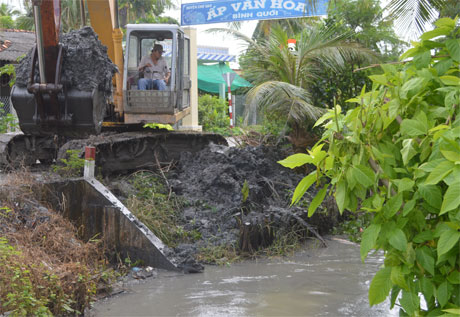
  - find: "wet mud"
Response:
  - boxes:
[15,26,117,97]
[110,144,340,263]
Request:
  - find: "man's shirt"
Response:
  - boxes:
[139,55,169,80]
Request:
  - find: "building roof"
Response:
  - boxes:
[0,29,35,62]
[163,43,236,62]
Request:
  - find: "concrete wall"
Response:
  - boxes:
[41,178,179,271]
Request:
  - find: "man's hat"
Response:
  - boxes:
[152,44,164,53]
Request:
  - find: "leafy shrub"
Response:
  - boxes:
[0,63,16,87]
[280,18,460,315]
[52,150,85,177]
[0,103,18,133]
[198,94,231,134]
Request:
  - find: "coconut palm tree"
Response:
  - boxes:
[211,24,374,149]
[0,3,20,18]
[239,24,376,129]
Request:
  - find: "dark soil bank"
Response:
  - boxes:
[111,144,340,264]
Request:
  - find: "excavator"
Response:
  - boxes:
[0,0,226,173]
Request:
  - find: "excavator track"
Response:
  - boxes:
[58,131,228,175]
[0,132,59,167]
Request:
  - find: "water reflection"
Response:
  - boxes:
[92,237,396,316]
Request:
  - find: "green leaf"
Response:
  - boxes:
[437,281,449,308]
[384,193,403,218]
[395,178,415,193]
[444,166,460,186]
[437,228,460,259]
[352,165,375,188]
[440,75,460,86]
[308,185,328,217]
[443,308,460,315]
[420,27,451,40]
[360,224,381,261]
[435,17,456,28]
[405,243,416,266]
[420,277,434,300]
[401,139,417,165]
[440,181,460,215]
[399,289,420,315]
[346,168,356,190]
[419,184,443,209]
[420,158,447,172]
[241,180,249,203]
[447,270,460,284]
[441,149,460,162]
[291,171,317,205]
[425,160,455,185]
[434,58,453,76]
[413,51,431,69]
[403,199,416,216]
[390,286,401,309]
[416,247,435,275]
[313,111,335,128]
[369,267,392,306]
[413,230,434,243]
[446,39,460,63]
[401,119,428,136]
[389,228,407,252]
[369,74,388,86]
[335,180,347,214]
[400,47,419,60]
[400,78,426,99]
[391,266,408,290]
[278,153,313,169]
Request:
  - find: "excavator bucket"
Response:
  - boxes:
[11,85,106,138]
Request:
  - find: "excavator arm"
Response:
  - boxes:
[11,0,112,137]
[86,0,124,114]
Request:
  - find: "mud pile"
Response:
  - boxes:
[167,144,338,255]
[15,26,117,96]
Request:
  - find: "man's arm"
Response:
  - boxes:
[138,56,151,71]
[165,71,171,84]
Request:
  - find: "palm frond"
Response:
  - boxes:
[386,0,441,39]
[245,81,325,125]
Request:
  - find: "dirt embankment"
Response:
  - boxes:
[0,141,340,313]
[110,143,340,261]
[0,171,112,315]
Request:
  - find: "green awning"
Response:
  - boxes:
[198,62,252,93]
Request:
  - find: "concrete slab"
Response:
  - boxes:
[41,178,180,271]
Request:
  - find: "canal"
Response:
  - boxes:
[92,237,396,316]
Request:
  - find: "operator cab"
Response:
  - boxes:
[123,24,191,125]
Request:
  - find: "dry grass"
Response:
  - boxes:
[0,169,113,315]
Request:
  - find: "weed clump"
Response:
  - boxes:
[122,170,196,247]
[51,149,85,177]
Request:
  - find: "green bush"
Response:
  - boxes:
[280,17,460,315]
[0,16,14,29]
[198,94,231,134]
[52,150,85,177]
[0,103,17,133]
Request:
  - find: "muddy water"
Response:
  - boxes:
[92,238,396,316]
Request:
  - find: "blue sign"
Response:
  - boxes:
[181,0,328,26]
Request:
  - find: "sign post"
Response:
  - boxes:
[84,146,96,178]
[222,72,236,128]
